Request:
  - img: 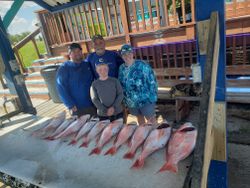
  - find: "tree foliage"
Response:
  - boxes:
[8,32,31,45]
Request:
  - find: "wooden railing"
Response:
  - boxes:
[132,33,250,88]
[12,28,42,73]
[37,0,196,47]
[37,0,124,46]
[126,0,195,33]
[226,0,250,19]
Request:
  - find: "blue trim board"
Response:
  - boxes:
[195,0,226,102]
[208,160,228,188]
[31,0,93,13]
[31,0,52,11]
[51,0,93,12]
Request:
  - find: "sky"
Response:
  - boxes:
[0,1,42,35]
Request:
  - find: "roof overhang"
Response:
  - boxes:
[2,0,93,12]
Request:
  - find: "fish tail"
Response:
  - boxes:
[131,158,144,169]
[68,139,77,145]
[89,147,101,155]
[157,162,178,173]
[123,151,135,159]
[104,146,117,156]
[44,136,54,140]
[79,137,89,148]
[79,141,88,148]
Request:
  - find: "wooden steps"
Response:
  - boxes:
[0,56,66,100]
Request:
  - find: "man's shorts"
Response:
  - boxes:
[128,103,155,118]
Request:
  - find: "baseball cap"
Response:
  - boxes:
[120,44,133,55]
[92,34,104,42]
[95,58,108,67]
[68,43,82,53]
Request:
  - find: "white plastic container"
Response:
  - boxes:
[191,63,202,83]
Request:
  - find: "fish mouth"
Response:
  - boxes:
[157,123,171,129]
[180,127,196,132]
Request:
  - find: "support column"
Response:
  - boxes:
[0,16,36,115]
[3,0,24,29]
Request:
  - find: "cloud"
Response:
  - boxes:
[0,2,13,17]
[7,16,39,35]
[0,1,39,17]
[23,1,39,9]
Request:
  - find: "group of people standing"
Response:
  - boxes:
[56,35,158,125]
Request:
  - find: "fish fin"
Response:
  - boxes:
[131,158,144,169]
[123,151,135,159]
[127,140,132,148]
[157,162,178,173]
[68,139,77,145]
[104,146,117,156]
[95,135,101,144]
[89,147,101,155]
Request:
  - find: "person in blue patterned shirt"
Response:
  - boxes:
[118,44,158,125]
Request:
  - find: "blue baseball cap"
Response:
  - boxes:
[95,58,108,67]
[120,44,133,55]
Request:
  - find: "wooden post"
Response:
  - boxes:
[37,12,52,56]
[119,0,131,43]
[13,48,26,73]
[31,38,41,59]
[184,12,220,188]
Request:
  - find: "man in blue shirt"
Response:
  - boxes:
[56,43,96,117]
[86,35,124,78]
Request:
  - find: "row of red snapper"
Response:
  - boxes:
[32,111,197,173]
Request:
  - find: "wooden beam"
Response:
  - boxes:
[132,0,139,31]
[181,0,186,24]
[184,11,220,188]
[212,102,226,161]
[81,4,91,39]
[112,0,120,34]
[72,8,81,41]
[75,6,86,40]
[119,0,130,43]
[14,28,41,49]
[99,0,108,36]
[3,0,24,28]
[105,0,114,35]
[93,2,101,34]
[147,0,154,29]
[139,0,146,30]
[197,20,210,55]
[31,38,41,59]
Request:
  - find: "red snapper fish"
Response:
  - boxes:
[158,122,197,173]
[32,111,66,137]
[131,123,171,169]
[79,119,110,148]
[44,118,76,140]
[89,118,124,155]
[68,118,99,145]
[123,124,153,159]
[52,114,90,140]
[104,122,137,156]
